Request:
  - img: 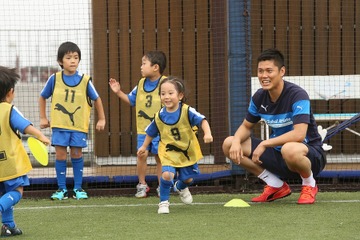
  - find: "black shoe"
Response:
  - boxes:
[1,224,23,237]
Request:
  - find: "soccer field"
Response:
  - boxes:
[15,192,360,240]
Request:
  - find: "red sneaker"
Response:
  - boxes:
[252,182,291,202]
[297,185,318,204]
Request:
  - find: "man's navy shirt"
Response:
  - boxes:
[247,80,322,150]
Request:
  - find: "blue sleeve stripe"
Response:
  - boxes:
[248,99,259,117]
[87,81,99,100]
[11,107,32,134]
[292,100,310,116]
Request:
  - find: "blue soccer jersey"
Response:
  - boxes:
[145,102,205,138]
[127,77,161,106]
[40,71,99,101]
[10,106,32,134]
[247,81,322,150]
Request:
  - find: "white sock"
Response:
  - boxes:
[258,169,284,188]
[301,172,316,187]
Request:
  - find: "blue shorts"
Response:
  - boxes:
[51,130,87,148]
[137,134,159,154]
[0,175,30,194]
[162,164,200,181]
[251,137,327,179]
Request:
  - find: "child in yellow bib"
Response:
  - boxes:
[137,76,213,214]
[109,51,167,198]
[0,66,50,236]
[39,42,106,200]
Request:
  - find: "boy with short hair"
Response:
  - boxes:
[109,50,167,198]
[39,41,106,200]
[0,66,50,236]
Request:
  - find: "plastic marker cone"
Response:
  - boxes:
[224,199,250,207]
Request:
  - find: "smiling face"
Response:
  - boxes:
[59,51,80,75]
[160,81,184,112]
[257,60,285,101]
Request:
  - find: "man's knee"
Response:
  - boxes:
[281,142,307,162]
[222,136,234,155]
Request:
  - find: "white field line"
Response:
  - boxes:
[16,199,360,210]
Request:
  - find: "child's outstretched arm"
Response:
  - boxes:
[109,78,130,105]
[39,96,50,129]
[94,97,106,131]
[201,119,213,143]
[24,125,50,145]
[137,135,154,157]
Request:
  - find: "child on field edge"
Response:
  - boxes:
[137,76,213,214]
[0,66,50,236]
[39,41,106,200]
[109,51,167,198]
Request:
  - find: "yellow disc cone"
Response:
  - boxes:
[224,199,250,207]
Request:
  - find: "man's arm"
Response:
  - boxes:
[233,119,254,144]
[228,119,255,163]
[251,123,308,164]
[260,123,308,148]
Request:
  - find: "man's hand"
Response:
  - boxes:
[251,143,265,164]
[229,142,243,165]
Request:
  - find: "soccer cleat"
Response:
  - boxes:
[158,201,170,214]
[50,189,68,200]
[0,224,22,237]
[73,189,89,200]
[297,185,318,204]
[135,183,150,198]
[156,186,160,197]
[252,182,292,202]
[174,181,193,204]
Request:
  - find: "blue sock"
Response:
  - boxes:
[72,157,84,190]
[2,207,15,228]
[0,191,21,227]
[159,177,173,202]
[55,160,67,190]
[175,180,190,191]
[0,191,21,213]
